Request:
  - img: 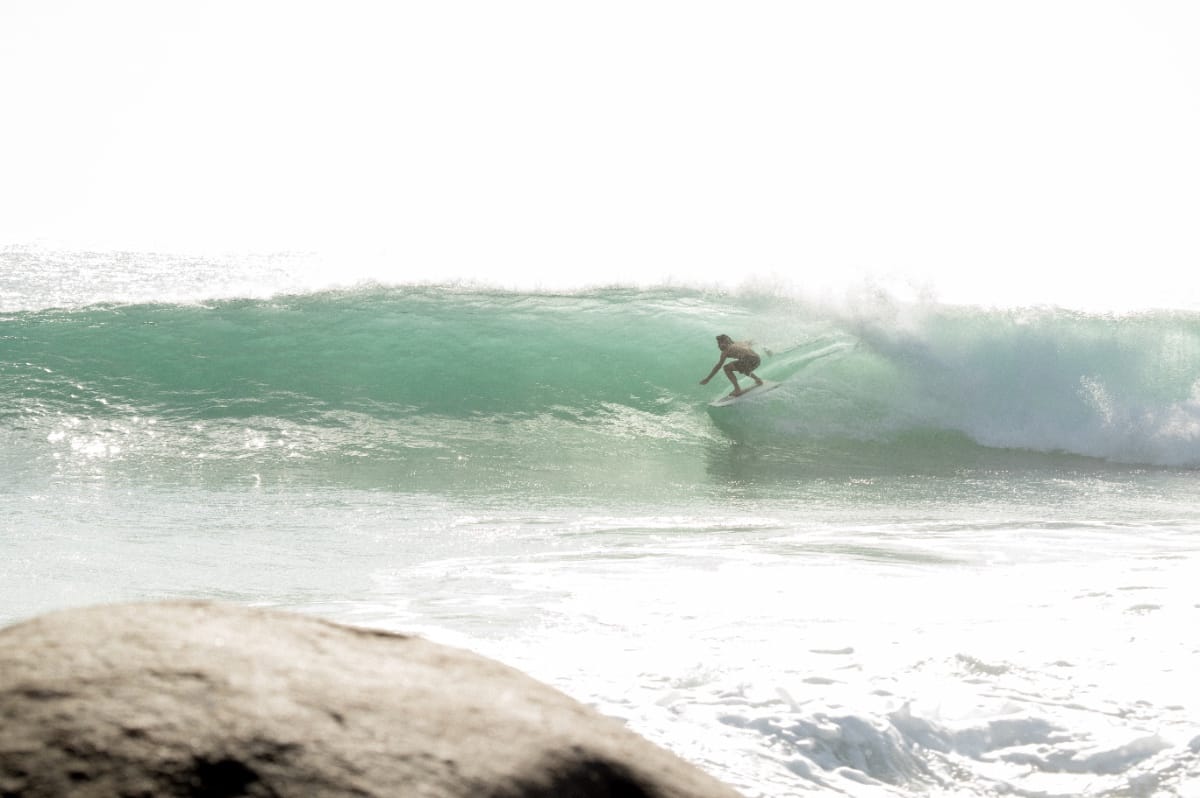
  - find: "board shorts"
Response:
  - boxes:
[733,355,761,374]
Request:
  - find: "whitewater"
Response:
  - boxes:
[3,247,1200,797]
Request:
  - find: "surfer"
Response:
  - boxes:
[700,334,764,397]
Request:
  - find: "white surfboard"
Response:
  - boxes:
[708,380,781,407]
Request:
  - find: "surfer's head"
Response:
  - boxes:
[716,334,732,349]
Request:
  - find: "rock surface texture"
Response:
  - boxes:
[0,601,741,797]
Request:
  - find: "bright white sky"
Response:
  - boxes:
[2,1,1198,307]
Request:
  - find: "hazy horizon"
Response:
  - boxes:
[3,1,1199,309]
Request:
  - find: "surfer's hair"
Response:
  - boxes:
[716,334,732,345]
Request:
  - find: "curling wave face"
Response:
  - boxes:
[4,286,1200,497]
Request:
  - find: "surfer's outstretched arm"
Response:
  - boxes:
[700,356,727,385]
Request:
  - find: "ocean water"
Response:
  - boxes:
[3,247,1200,797]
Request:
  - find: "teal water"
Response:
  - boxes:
[4,250,1200,797]
[6,284,1200,494]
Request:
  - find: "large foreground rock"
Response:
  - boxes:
[0,601,741,797]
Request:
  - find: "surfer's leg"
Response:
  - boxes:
[723,362,743,395]
[743,356,763,386]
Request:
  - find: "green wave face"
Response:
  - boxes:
[4,287,1200,496]
[4,288,728,418]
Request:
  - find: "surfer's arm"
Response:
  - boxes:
[700,356,727,385]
